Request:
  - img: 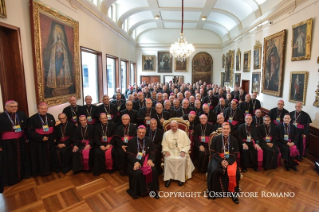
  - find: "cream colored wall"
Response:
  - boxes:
[219,0,319,125]
[0,0,136,119]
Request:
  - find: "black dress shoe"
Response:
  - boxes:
[232,196,239,204]
[135,195,140,199]
[284,161,290,171]
[178,181,184,186]
[253,167,259,172]
[242,168,247,172]
[291,166,298,171]
[165,180,171,187]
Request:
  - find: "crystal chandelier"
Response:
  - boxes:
[170,0,195,62]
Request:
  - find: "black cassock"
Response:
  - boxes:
[252,116,263,127]
[213,104,228,115]
[251,99,261,112]
[175,107,194,117]
[133,100,146,111]
[79,105,98,125]
[146,127,163,174]
[137,107,156,126]
[54,122,75,174]
[276,123,299,164]
[114,124,137,175]
[198,111,217,125]
[207,134,240,193]
[289,110,312,157]
[164,108,176,118]
[193,123,214,173]
[238,100,254,116]
[0,111,30,186]
[268,107,289,126]
[237,123,260,169]
[120,109,138,124]
[72,124,95,172]
[223,107,244,136]
[63,105,81,125]
[203,95,219,110]
[258,123,279,170]
[111,99,126,112]
[28,113,56,176]
[126,136,159,199]
[97,104,119,123]
[212,123,234,133]
[151,111,170,130]
[93,122,117,176]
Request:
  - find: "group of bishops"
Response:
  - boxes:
[0,80,312,203]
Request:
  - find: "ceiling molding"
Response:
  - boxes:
[137,43,222,49]
[210,8,242,30]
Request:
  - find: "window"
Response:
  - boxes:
[121,61,127,92]
[108,5,113,20]
[107,57,116,98]
[130,62,135,85]
[81,49,101,104]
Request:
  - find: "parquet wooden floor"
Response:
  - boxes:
[1,157,319,212]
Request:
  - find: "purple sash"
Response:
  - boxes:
[81,140,91,170]
[105,146,113,170]
[140,154,153,183]
[287,139,300,157]
[35,127,54,135]
[198,136,210,144]
[1,130,24,140]
[87,118,97,125]
[243,139,263,170]
[60,136,69,142]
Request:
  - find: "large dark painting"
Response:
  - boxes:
[158,52,172,73]
[225,50,234,87]
[261,30,286,97]
[192,52,213,83]
[31,0,80,107]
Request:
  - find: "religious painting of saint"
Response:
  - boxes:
[251,72,260,94]
[175,58,188,72]
[142,55,156,71]
[222,54,225,68]
[235,73,241,87]
[31,1,80,107]
[224,50,234,87]
[158,52,172,73]
[0,0,6,18]
[289,71,308,105]
[261,30,286,97]
[192,52,213,83]
[292,18,313,61]
[236,49,241,71]
[243,50,251,72]
[254,41,261,69]
[221,72,225,87]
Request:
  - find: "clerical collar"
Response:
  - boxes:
[246,123,251,127]
[81,124,87,128]
[138,137,143,142]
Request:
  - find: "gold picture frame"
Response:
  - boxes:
[261,30,286,97]
[288,71,308,105]
[175,58,188,72]
[225,50,234,87]
[30,0,80,107]
[251,72,261,94]
[253,40,262,69]
[222,54,225,68]
[0,0,6,18]
[142,55,156,71]
[243,50,251,72]
[236,49,241,71]
[291,18,313,61]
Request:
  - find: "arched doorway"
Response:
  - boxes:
[192,52,213,84]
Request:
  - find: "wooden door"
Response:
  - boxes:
[0,22,28,115]
[241,80,250,94]
[140,75,160,84]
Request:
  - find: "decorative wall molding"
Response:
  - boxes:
[57,0,77,11]
[137,43,222,50]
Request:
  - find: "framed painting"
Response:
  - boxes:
[251,72,261,94]
[243,50,251,72]
[222,54,225,68]
[163,75,184,84]
[192,52,213,83]
[221,72,225,86]
[158,52,172,73]
[288,71,308,105]
[30,0,80,107]
[261,30,286,97]
[0,0,6,18]
[142,55,156,71]
[254,41,261,69]
[225,50,234,87]
[292,18,313,61]
[175,58,188,72]
[236,49,241,71]
[235,73,241,87]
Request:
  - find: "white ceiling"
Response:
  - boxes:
[101,0,285,44]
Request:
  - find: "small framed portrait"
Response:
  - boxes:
[175,58,188,72]
[142,55,156,71]
[222,54,225,68]
[291,18,313,61]
[243,51,251,72]
[221,72,225,86]
[251,72,261,94]
[288,71,308,105]
[254,41,261,69]
[235,73,241,87]
[236,49,241,71]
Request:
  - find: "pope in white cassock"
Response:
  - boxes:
[162,121,195,187]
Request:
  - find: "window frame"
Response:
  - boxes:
[106,54,119,98]
[80,46,103,105]
[120,59,129,93]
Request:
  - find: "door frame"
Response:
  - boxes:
[241,79,250,94]
[140,75,161,84]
